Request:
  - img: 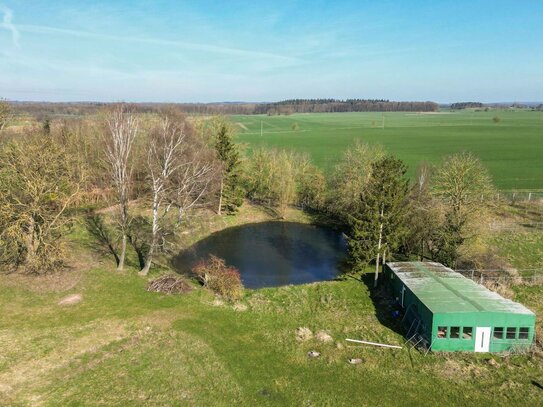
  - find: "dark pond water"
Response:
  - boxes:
[172,221,348,288]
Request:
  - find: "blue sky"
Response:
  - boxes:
[0,0,542,102]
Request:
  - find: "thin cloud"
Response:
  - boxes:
[17,23,300,63]
[0,5,20,47]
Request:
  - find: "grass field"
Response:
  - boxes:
[1,205,542,406]
[1,268,542,406]
[233,110,543,190]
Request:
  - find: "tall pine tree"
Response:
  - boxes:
[215,124,244,214]
[346,156,409,285]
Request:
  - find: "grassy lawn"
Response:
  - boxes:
[1,267,542,406]
[1,201,543,406]
[233,110,543,190]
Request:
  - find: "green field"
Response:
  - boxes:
[233,110,543,190]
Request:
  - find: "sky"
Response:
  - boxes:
[0,0,542,103]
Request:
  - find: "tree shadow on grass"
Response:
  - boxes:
[84,214,120,266]
[360,271,405,337]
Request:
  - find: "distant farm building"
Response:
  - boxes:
[384,262,536,352]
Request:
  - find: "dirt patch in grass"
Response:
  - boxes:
[0,268,83,294]
[0,319,130,401]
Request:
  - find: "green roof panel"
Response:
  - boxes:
[387,262,535,315]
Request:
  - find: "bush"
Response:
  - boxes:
[193,255,243,300]
[492,116,501,123]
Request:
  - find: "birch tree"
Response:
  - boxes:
[139,112,215,276]
[104,104,139,271]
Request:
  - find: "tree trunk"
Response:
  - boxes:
[141,190,160,276]
[374,207,384,288]
[140,243,154,276]
[218,178,224,215]
[374,250,381,288]
[25,216,37,264]
[117,233,127,271]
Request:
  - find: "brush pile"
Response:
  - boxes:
[147,275,193,294]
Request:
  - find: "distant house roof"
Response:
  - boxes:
[387,262,535,315]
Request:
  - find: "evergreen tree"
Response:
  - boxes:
[346,156,409,285]
[215,124,244,214]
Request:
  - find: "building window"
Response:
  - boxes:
[506,327,517,339]
[462,327,473,339]
[437,326,448,338]
[519,327,529,340]
[450,327,460,339]
[493,327,504,339]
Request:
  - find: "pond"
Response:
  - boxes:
[172,221,348,288]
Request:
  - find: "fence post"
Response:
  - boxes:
[471,270,474,280]
[528,192,532,201]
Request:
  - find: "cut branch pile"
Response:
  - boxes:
[147,275,193,294]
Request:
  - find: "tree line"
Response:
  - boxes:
[255,99,439,114]
[7,98,439,119]
[0,100,495,279]
[450,102,484,110]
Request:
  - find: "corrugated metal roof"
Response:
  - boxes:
[387,261,535,315]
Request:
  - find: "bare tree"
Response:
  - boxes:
[104,104,139,271]
[0,100,13,131]
[329,141,385,217]
[0,128,84,273]
[432,152,494,219]
[139,111,215,276]
[430,152,495,267]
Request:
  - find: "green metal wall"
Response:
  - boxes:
[383,264,536,352]
[432,312,535,352]
[384,266,434,341]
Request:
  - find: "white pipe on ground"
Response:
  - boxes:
[346,339,403,349]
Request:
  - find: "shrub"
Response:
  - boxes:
[193,255,243,300]
[492,116,501,123]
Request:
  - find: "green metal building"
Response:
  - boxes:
[384,262,536,352]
